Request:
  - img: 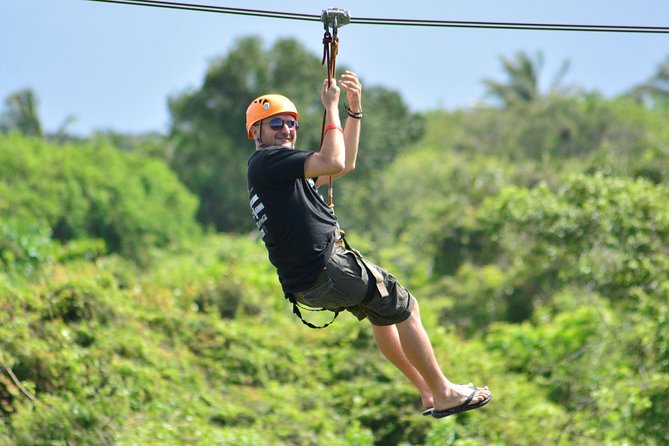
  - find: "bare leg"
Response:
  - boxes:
[372,324,434,409]
[394,302,491,412]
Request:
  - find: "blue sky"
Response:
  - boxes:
[2,0,668,136]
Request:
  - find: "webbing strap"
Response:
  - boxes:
[320,24,339,210]
[285,293,339,329]
[341,236,389,298]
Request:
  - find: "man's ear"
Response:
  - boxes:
[250,124,261,141]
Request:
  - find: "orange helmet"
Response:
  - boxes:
[245,94,299,140]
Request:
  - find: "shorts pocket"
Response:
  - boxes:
[300,276,336,309]
[301,274,358,311]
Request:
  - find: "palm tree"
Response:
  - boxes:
[483,51,570,108]
[628,56,669,106]
[0,89,44,137]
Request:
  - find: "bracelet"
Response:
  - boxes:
[323,123,343,133]
[345,104,363,119]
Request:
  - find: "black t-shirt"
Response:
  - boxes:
[247,147,338,293]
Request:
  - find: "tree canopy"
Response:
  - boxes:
[628,55,669,106]
[0,89,43,137]
[0,133,200,261]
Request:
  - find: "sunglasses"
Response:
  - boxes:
[268,118,299,130]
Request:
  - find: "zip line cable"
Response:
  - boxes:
[85,0,669,34]
[353,18,669,34]
[86,0,318,21]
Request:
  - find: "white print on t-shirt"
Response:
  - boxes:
[249,190,267,239]
[307,177,327,203]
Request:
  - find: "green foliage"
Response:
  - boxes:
[0,133,200,262]
[1,174,667,444]
[422,93,639,163]
[479,174,669,305]
[486,294,669,445]
[89,130,166,154]
[0,89,43,137]
[345,87,424,182]
[627,55,669,107]
[0,219,55,275]
[341,93,665,292]
[467,174,669,444]
[308,89,668,444]
[483,50,570,107]
[585,98,669,184]
[424,417,456,446]
[340,147,515,290]
[0,232,511,446]
[4,48,669,446]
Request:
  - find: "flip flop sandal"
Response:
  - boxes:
[431,386,492,419]
[420,383,476,416]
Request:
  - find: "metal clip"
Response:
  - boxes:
[321,8,351,30]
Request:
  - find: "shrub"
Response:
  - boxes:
[0,219,54,275]
[0,133,201,262]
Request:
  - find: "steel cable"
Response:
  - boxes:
[85,0,669,34]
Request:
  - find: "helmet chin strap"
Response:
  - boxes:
[255,120,269,149]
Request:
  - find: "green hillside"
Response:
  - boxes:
[2,41,669,445]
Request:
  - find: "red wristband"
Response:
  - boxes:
[323,124,343,134]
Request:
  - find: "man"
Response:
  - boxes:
[246,71,492,418]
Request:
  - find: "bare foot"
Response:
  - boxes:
[421,392,434,411]
[433,383,491,412]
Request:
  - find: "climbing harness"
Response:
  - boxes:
[320,8,350,210]
[286,231,390,329]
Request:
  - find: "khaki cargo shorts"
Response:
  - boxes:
[292,245,415,326]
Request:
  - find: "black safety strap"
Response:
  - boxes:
[285,293,339,329]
